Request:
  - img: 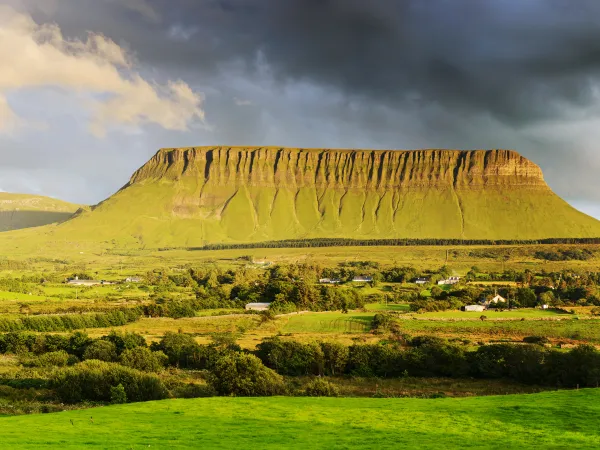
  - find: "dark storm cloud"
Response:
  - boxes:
[105,0,600,125]
[24,0,600,125]
[3,0,600,212]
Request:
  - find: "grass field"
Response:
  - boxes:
[398,317,600,343]
[364,303,410,312]
[281,312,374,333]
[414,309,570,319]
[1,390,599,449]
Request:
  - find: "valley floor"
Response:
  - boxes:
[1,390,599,449]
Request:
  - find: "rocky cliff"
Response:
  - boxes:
[55,146,600,246]
[129,147,546,189]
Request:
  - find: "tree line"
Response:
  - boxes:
[157,237,600,251]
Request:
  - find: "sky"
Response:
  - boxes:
[1,0,600,218]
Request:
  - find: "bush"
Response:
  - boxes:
[103,331,147,355]
[303,378,339,397]
[523,336,550,345]
[50,360,168,403]
[83,340,118,362]
[110,383,127,404]
[119,347,168,373]
[151,332,201,368]
[21,350,70,367]
[255,337,324,376]
[208,353,286,396]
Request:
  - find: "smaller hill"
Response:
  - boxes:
[0,193,81,231]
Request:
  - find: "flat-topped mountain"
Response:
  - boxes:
[0,192,81,231]
[46,146,600,247]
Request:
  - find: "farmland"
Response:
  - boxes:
[1,390,599,449]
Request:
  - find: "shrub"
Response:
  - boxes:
[119,347,168,373]
[103,331,147,355]
[303,378,339,397]
[151,332,201,368]
[255,337,324,376]
[523,336,550,345]
[83,340,118,362]
[208,353,286,396]
[50,360,168,403]
[110,383,127,404]
[21,350,70,367]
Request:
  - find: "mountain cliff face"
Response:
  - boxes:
[129,147,546,189]
[0,193,80,231]
[55,146,600,246]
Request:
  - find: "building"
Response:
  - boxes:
[319,278,341,284]
[463,305,486,312]
[67,276,102,286]
[438,276,461,285]
[245,302,271,311]
[542,304,549,310]
[483,294,507,306]
[125,277,141,283]
[415,278,430,285]
[352,276,373,283]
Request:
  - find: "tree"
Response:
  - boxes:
[208,353,286,396]
[515,287,537,307]
[119,347,168,373]
[83,340,118,362]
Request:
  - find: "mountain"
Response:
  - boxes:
[39,146,600,247]
[0,192,81,231]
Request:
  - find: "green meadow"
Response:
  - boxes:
[1,390,599,449]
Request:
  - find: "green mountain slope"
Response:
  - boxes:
[0,192,81,231]
[27,146,600,248]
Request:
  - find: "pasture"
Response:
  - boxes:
[281,312,374,333]
[1,390,599,449]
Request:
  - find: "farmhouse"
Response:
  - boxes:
[245,302,271,311]
[319,278,341,284]
[438,276,461,285]
[67,276,102,286]
[463,305,486,312]
[125,277,141,283]
[415,278,430,285]
[483,294,507,306]
[352,276,373,283]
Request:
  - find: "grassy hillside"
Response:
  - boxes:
[1,390,599,448]
[0,193,81,231]
[1,147,600,251]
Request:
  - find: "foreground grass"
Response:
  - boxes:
[1,390,599,449]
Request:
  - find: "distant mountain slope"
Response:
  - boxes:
[41,146,600,247]
[0,193,81,231]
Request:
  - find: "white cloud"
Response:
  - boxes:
[0,6,204,136]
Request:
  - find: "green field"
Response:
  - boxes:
[1,390,599,449]
[282,312,374,333]
[415,309,570,319]
[364,303,410,312]
[398,317,600,342]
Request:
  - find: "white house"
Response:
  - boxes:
[67,276,102,286]
[438,276,461,285]
[125,277,141,283]
[245,302,271,311]
[319,278,341,284]
[463,305,486,312]
[352,276,373,283]
[484,294,506,305]
[415,278,430,285]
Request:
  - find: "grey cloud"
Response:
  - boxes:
[2,0,600,216]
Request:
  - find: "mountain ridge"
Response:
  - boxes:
[0,192,81,231]
[45,146,600,247]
